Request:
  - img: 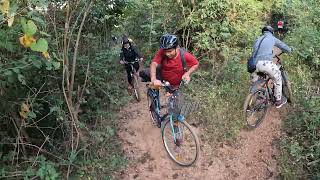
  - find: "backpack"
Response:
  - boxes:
[247,35,267,73]
[161,48,188,72]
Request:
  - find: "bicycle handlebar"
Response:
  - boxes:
[147,80,186,93]
[122,58,141,64]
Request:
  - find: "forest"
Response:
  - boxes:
[0,0,319,179]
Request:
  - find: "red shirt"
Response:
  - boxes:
[152,48,199,86]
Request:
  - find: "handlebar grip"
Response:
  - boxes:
[146,83,162,90]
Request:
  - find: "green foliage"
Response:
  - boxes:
[36,156,60,180]
[1,155,59,179]
[189,49,249,142]
[0,27,19,52]
[285,0,320,75]
[0,0,130,179]
[188,0,231,50]
[30,38,48,52]
[21,18,38,36]
[276,0,320,178]
[280,97,320,179]
[1,0,319,178]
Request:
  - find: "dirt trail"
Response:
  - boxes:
[115,87,283,180]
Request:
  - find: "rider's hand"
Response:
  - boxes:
[152,79,162,87]
[182,73,191,84]
[120,60,125,64]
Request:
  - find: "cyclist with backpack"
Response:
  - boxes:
[139,33,199,87]
[120,35,143,89]
[249,26,292,108]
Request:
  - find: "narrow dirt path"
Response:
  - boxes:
[115,87,283,180]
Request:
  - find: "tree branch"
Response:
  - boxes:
[69,1,92,106]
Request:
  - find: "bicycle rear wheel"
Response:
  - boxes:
[162,119,200,166]
[243,89,269,129]
[132,74,141,102]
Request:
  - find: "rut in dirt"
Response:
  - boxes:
[115,87,285,180]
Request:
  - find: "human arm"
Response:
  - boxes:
[275,38,292,53]
[181,51,199,84]
[151,50,163,86]
[182,64,199,84]
[119,52,125,64]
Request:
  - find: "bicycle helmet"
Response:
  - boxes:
[122,36,130,44]
[262,26,274,34]
[160,34,178,49]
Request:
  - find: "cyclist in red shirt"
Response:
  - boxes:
[140,34,199,87]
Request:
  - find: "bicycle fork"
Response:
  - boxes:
[169,114,185,146]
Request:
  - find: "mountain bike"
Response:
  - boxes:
[146,81,200,166]
[243,53,293,129]
[123,59,141,102]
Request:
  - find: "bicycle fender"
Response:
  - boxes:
[250,79,266,93]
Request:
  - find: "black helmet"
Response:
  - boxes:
[122,37,130,44]
[262,26,274,34]
[160,34,178,49]
[122,36,130,44]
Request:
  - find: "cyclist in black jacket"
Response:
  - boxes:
[119,36,143,89]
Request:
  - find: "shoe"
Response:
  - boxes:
[275,96,287,108]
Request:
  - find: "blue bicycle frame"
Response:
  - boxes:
[148,84,186,144]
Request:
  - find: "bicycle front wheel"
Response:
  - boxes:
[132,74,141,102]
[162,119,200,166]
[243,89,269,129]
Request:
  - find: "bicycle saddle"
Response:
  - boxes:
[257,72,269,79]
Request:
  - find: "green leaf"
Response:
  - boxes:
[39,31,51,37]
[12,68,20,74]
[30,38,48,52]
[24,20,37,36]
[20,17,27,31]
[36,167,45,179]
[52,61,60,70]
[28,111,36,119]
[24,167,36,178]
[3,70,15,83]
[49,106,60,113]
[106,126,115,136]
[4,70,13,76]
[69,151,77,164]
[30,0,47,7]
[52,52,58,59]
[31,16,45,26]
[32,59,42,69]
[45,61,52,70]
[17,74,26,85]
